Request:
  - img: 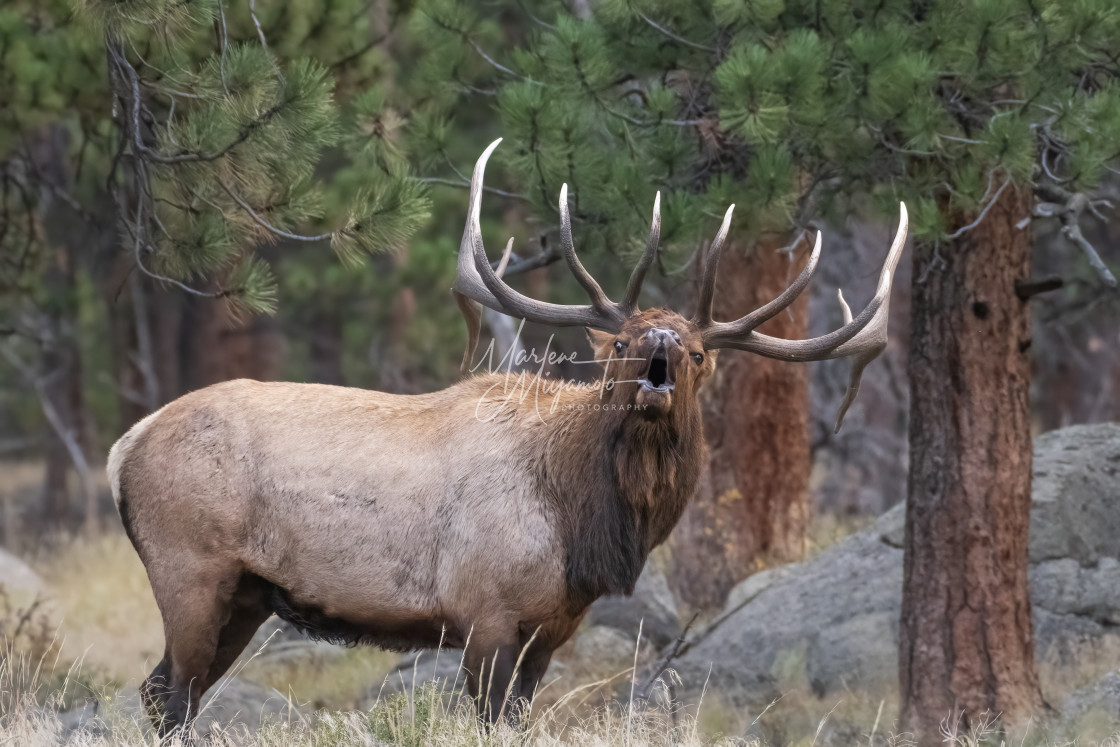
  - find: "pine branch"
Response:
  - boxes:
[126,189,224,299]
[418,176,531,202]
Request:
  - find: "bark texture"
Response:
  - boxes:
[899,186,1044,741]
[183,289,285,390]
[40,253,87,528]
[669,238,811,610]
[309,306,346,386]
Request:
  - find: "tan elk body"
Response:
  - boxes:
[109,139,907,737]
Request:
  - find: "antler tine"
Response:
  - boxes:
[559,184,619,319]
[692,205,736,325]
[452,140,625,367]
[621,191,661,316]
[471,222,610,330]
[700,203,909,431]
[713,230,822,337]
[456,238,514,375]
[453,138,506,317]
[494,237,514,277]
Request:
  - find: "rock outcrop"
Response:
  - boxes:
[670,423,1120,707]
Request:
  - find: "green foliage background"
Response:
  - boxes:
[1,0,1118,447]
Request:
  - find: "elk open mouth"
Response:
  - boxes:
[639,351,674,392]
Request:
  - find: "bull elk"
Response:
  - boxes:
[108,138,907,737]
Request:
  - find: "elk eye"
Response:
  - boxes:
[692,353,704,364]
[614,341,625,353]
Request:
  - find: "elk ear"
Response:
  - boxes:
[585,328,615,362]
[701,347,719,375]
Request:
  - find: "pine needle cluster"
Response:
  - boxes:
[2,0,432,318]
[393,0,1120,267]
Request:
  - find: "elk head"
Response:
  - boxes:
[453,139,908,431]
[579,310,715,419]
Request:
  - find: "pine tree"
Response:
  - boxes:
[0,0,431,530]
[385,0,1120,737]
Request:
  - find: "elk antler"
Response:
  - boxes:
[694,203,909,432]
[453,138,660,371]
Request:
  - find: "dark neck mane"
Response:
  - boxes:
[542,385,706,611]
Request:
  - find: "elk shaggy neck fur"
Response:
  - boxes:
[542,377,706,609]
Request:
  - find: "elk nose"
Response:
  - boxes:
[646,327,682,347]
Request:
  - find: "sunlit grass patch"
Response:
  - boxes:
[241,641,397,711]
[34,531,163,686]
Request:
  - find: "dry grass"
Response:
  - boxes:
[241,642,397,711]
[3,648,1120,747]
[1,525,1119,745]
[0,647,747,746]
[34,533,164,685]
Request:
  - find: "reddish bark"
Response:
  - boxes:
[669,238,812,610]
[183,292,285,390]
[309,306,346,386]
[900,186,1044,741]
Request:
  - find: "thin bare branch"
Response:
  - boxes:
[637,613,700,701]
[418,176,531,203]
[1015,276,1064,300]
[945,174,1010,239]
[1034,185,1119,289]
[636,11,717,52]
[1059,217,1118,289]
[0,342,99,533]
[467,37,527,79]
[216,0,231,95]
[219,180,333,242]
[250,0,270,52]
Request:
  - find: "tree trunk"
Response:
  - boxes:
[309,306,345,385]
[39,245,92,532]
[899,186,1044,742]
[375,285,418,394]
[183,289,285,389]
[669,238,811,610]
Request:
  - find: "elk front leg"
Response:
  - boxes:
[511,646,553,722]
[462,631,521,725]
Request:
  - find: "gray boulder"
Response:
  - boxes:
[377,649,467,697]
[1029,424,1120,566]
[1064,669,1120,717]
[1028,424,1120,667]
[570,624,648,671]
[588,564,681,647]
[671,423,1120,708]
[671,506,905,705]
[1058,669,1120,742]
[0,547,47,598]
[57,677,309,739]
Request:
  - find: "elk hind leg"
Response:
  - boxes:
[143,564,240,738]
[203,576,273,691]
[140,653,173,734]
